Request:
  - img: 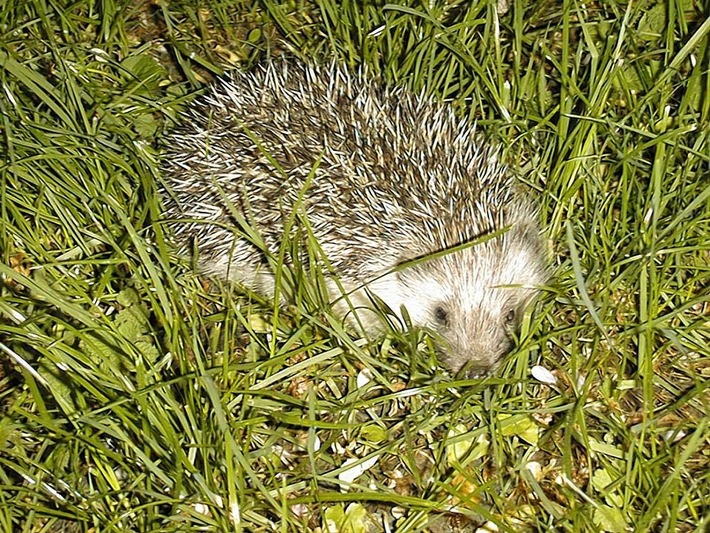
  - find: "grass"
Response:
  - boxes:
[0,0,709,531]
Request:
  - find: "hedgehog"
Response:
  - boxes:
[161,60,547,377]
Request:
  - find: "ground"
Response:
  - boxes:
[0,0,708,531]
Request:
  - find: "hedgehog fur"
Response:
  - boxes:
[161,60,547,376]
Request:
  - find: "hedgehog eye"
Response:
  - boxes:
[505,309,516,324]
[434,305,449,325]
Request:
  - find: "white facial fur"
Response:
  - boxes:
[372,242,546,375]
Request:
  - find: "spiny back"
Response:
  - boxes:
[162,61,524,275]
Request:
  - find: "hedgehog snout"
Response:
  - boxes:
[436,321,515,377]
[462,364,495,379]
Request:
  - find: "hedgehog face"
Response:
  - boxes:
[427,306,506,376]
[427,289,530,377]
[394,237,546,377]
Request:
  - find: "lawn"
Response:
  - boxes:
[0,0,708,531]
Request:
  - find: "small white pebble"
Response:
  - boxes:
[662,429,686,443]
[291,503,309,518]
[391,506,406,519]
[524,461,543,481]
[576,373,587,390]
[332,441,347,455]
[475,520,500,533]
[338,456,379,487]
[356,368,373,389]
[531,365,557,385]
[193,502,209,516]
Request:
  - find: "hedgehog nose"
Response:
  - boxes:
[462,364,493,379]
